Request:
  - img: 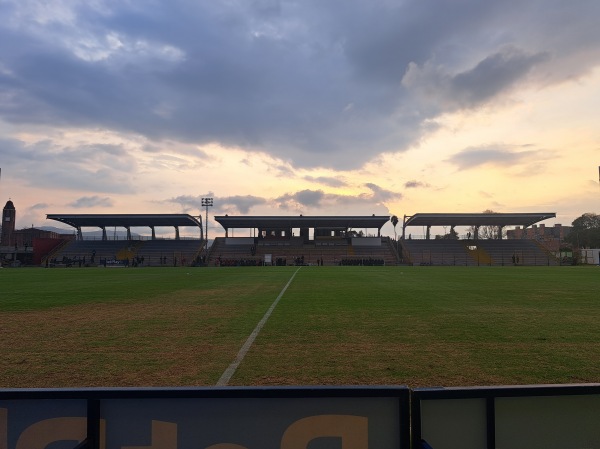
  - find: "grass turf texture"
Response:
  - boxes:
[1,266,598,388]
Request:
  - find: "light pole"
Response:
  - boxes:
[201,197,213,264]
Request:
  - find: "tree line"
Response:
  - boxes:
[565,212,600,248]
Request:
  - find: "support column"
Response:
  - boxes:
[101,227,107,241]
[175,226,180,240]
[474,225,480,240]
[151,226,156,240]
[426,226,431,240]
[126,227,131,240]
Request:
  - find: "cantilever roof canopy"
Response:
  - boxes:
[47,214,202,229]
[47,214,203,240]
[215,215,390,231]
[403,213,556,229]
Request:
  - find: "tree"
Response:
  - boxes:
[390,215,399,240]
[572,212,600,230]
[565,212,600,248]
[435,228,459,240]
[468,210,507,239]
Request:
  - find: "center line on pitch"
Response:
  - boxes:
[216,267,301,386]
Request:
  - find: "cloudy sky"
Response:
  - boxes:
[1,0,599,237]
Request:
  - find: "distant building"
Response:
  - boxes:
[507,223,571,252]
[1,199,73,266]
[13,227,72,247]
[1,199,16,246]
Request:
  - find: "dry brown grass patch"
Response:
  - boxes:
[0,298,247,388]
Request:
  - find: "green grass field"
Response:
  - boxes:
[1,266,599,388]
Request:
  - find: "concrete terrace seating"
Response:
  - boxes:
[136,239,204,267]
[208,238,259,266]
[347,243,397,266]
[401,239,559,266]
[49,240,129,266]
[302,244,349,265]
[49,239,204,267]
[209,237,399,266]
[402,239,477,266]
[475,239,559,266]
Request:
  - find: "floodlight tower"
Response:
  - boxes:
[201,197,213,263]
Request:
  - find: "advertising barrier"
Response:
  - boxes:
[0,386,410,449]
[3,384,600,449]
[412,384,600,449]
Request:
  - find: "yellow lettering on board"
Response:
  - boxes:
[280,415,368,449]
[205,445,249,449]
[0,408,7,449]
[122,420,177,449]
[15,417,86,449]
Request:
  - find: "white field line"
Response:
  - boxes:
[216,267,301,386]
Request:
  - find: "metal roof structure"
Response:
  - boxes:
[215,215,390,232]
[47,214,202,228]
[46,214,203,239]
[403,213,556,228]
[402,212,556,238]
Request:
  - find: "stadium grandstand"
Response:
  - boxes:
[210,215,395,266]
[41,214,399,267]
[400,212,560,266]
[5,210,564,267]
[44,214,205,267]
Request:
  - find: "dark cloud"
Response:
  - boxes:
[405,180,430,189]
[166,193,267,214]
[275,184,400,212]
[162,194,203,212]
[364,183,400,202]
[251,0,282,17]
[220,195,268,214]
[269,163,296,178]
[29,203,49,210]
[304,176,348,188]
[276,190,326,210]
[402,47,549,112]
[68,196,114,208]
[167,184,399,216]
[447,144,543,170]
[451,48,549,106]
[0,138,135,193]
[1,0,599,169]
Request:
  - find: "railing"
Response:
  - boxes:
[78,235,202,241]
[40,239,72,265]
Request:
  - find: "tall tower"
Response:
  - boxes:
[1,200,16,246]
